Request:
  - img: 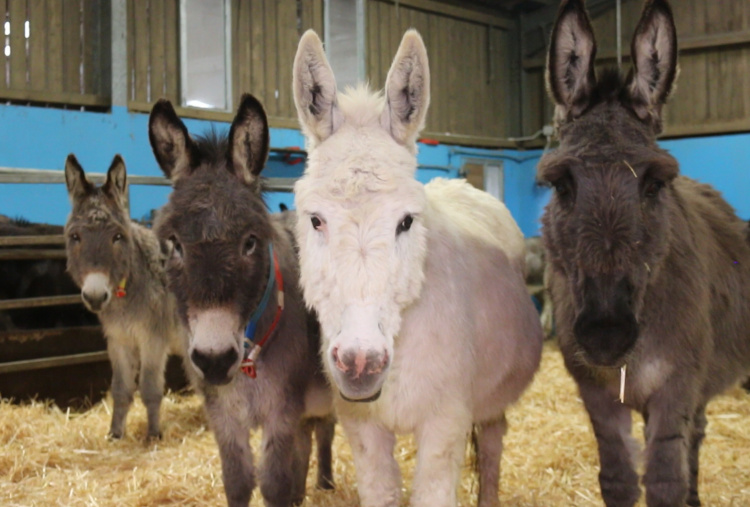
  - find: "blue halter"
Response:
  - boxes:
[244,243,277,344]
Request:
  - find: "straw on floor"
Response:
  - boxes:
[2,342,749,506]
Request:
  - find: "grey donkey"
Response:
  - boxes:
[539,0,750,505]
[149,94,335,507]
[64,154,186,439]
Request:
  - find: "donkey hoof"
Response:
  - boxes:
[147,430,163,441]
[316,477,335,490]
[107,430,124,440]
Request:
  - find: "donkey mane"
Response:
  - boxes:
[192,128,230,166]
[337,84,385,127]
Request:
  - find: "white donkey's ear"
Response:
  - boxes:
[381,29,430,148]
[293,30,342,145]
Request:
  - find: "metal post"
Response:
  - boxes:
[111,0,128,107]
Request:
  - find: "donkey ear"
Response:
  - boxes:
[148,99,197,184]
[228,94,270,186]
[103,154,127,199]
[546,0,598,121]
[627,0,678,130]
[381,29,430,148]
[64,154,94,203]
[293,29,343,145]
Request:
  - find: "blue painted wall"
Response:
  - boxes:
[1,104,748,238]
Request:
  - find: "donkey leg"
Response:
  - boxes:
[290,419,314,506]
[340,415,401,507]
[642,383,694,507]
[138,340,168,439]
[204,389,255,507]
[577,379,640,507]
[686,405,707,507]
[314,415,336,490]
[476,415,507,507]
[410,415,470,507]
[107,342,138,439]
[258,409,303,507]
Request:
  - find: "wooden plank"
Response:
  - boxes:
[250,0,266,106]
[426,11,442,133]
[0,235,65,246]
[0,88,110,106]
[62,0,81,93]
[276,0,296,119]
[82,0,98,95]
[163,0,179,102]
[8,0,27,90]
[132,0,149,102]
[378,1,391,91]
[0,351,110,375]
[0,166,169,185]
[379,0,512,30]
[0,295,81,311]
[521,30,750,70]
[263,0,279,116]
[149,0,166,101]
[230,0,240,107]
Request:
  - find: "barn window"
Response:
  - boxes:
[180,0,232,111]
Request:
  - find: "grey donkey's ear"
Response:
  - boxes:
[64,154,94,203]
[627,0,678,132]
[546,0,597,122]
[293,30,343,145]
[381,29,430,149]
[228,94,270,186]
[148,99,197,184]
[103,155,127,200]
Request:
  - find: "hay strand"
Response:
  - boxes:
[2,343,749,505]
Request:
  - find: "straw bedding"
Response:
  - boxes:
[2,342,749,506]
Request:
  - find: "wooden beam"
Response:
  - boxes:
[660,118,750,139]
[0,89,111,107]
[0,351,109,374]
[523,30,750,69]
[0,235,65,247]
[0,294,82,311]
[374,0,513,30]
[127,100,302,130]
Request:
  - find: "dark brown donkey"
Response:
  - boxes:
[539,1,750,506]
[149,94,335,507]
[64,155,185,439]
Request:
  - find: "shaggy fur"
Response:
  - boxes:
[293,29,543,507]
[539,1,750,506]
[149,94,335,507]
[64,155,185,440]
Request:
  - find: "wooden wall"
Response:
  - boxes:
[126,0,322,126]
[520,0,750,138]
[0,0,110,107]
[366,0,517,146]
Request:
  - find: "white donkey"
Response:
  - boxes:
[292,30,543,507]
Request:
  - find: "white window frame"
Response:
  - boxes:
[179,0,232,111]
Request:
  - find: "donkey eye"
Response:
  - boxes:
[113,233,124,243]
[243,236,257,256]
[397,214,414,235]
[644,180,665,198]
[311,216,322,230]
[70,233,81,243]
[169,235,183,260]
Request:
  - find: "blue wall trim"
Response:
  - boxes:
[1,104,748,239]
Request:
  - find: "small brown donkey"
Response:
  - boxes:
[149,94,335,507]
[540,0,750,506]
[64,155,186,439]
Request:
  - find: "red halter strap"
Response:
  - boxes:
[240,247,285,378]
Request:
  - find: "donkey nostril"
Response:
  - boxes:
[332,347,348,373]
